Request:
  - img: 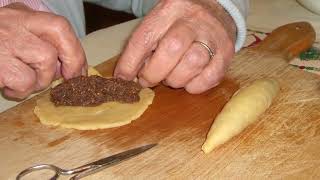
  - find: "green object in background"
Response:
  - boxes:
[300,47,320,60]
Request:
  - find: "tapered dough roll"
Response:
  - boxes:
[202,78,280,154]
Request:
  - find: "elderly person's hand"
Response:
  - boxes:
[115,0,236,94]
[0,3,86,99]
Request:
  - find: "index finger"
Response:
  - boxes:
[24,12,87,79]
[114,4,175,80]
[114,22,160,80]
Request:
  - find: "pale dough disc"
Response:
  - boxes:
[34,67,155,130]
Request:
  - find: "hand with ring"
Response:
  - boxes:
[114,0,237,94]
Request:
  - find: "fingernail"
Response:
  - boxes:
[114,73,124,79]
[115,73,131,81]
[133,77,138,83]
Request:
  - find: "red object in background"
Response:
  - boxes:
[245,32,271,48]
[247,34,263,47]
[299,66,305,69]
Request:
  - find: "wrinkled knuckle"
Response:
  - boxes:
[44,48,57,61]
[162,36,184,54]
[195,9,207,18]
[128,26,157,50]
[38,50,57,65]
[186,49,206,67]
[51,15,72,33]
[192,5,210,18]
[18,78,34,93]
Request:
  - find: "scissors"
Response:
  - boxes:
[16,144,156,180]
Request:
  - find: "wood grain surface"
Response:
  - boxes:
[0,22,319,179]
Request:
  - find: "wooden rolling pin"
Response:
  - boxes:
[253,21,316,60]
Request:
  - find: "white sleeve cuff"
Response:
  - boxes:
[217,0,247,52]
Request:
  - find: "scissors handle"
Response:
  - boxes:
[16,164,61,180]
[17,144,157,179]
[16,164,95,180]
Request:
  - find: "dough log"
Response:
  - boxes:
[202,78,280,154]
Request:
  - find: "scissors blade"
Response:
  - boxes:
[84,143,156,168]
[70,144,157,180]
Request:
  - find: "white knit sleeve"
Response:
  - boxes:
[217,0,249,52]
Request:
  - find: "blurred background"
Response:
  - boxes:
[84,2,136,34]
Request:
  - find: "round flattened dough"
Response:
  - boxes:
[34,67,155,130]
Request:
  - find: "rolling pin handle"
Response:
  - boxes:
[254,21,316,60]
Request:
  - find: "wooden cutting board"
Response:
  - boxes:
[0,22,319,179]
